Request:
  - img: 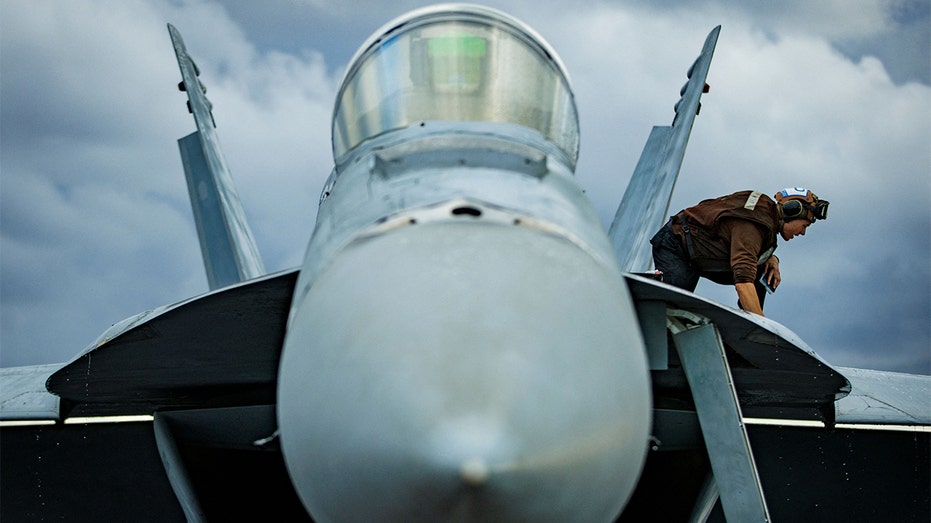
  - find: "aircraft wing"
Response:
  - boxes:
[609,26,720,272]
[1,270,303,521]
[620,274,929,522]
[624,273,931,425]
[0,364,62,422]
[17,269,923,427]
[834,366,931,425]
[4,271,923,521]
[46,269,297,417]
[0,269,295,423]
[624,273,850,422]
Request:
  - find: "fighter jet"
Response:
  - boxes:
[2,4,928,522]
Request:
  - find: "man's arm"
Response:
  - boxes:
[736,281,764,315]
[720,219,770,316]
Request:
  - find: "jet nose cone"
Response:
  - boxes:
[278,221,651,521]
[428,416,515,485]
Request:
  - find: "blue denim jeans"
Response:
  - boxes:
[650,223,700,291]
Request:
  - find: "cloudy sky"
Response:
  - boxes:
[1,0,928,375]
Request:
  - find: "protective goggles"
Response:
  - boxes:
[782,198,829,221]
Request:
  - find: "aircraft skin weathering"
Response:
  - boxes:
[1,4,928,522]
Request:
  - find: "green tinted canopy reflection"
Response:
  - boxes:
[333,12,579,168]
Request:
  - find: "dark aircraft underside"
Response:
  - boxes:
[3,410,928,521]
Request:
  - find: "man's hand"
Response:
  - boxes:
[762,256,781,290]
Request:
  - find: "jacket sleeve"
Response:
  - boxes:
[719,219,765,283]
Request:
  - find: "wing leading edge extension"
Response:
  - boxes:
[609,26,720,272]
[169,24,265,289]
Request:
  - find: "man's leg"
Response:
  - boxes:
[650,224,699,291]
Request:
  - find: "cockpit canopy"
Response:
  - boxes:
[332,4,580,168]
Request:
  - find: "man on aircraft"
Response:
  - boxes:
[649,187,829,316]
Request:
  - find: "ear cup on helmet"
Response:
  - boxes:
[782,199,804,219]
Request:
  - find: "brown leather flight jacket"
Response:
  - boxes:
[669,191,780,284]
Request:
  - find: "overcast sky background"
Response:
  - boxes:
[2,0,928,375]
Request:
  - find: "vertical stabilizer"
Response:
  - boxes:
[168,24,265,290]
[608,26,720,272]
